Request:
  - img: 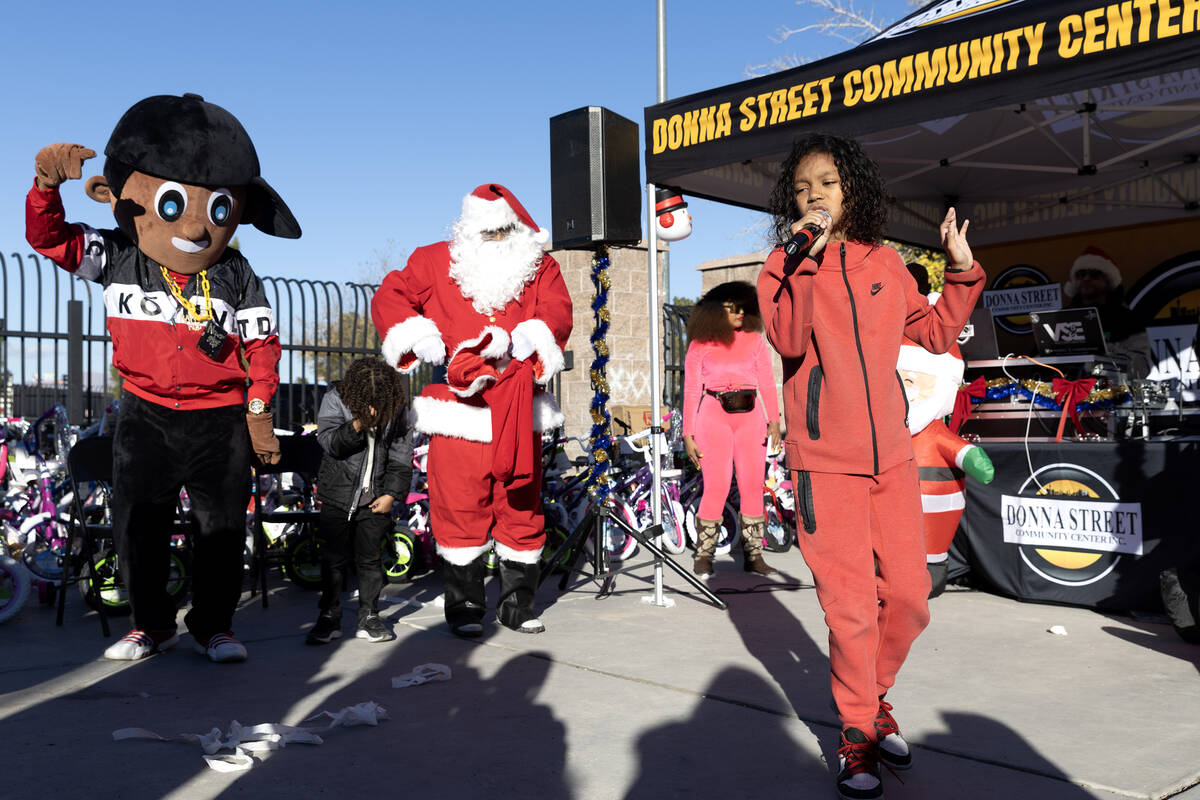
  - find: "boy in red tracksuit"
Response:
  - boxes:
[757,133,983,800]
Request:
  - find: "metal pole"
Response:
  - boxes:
[646,182,667,608]
[67,300,83,423]
[657,0,670,307]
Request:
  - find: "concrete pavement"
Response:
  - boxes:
[2,546,1197,799]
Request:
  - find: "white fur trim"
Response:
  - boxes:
[438,542,493,566]
[955,444,975,470]
[897,345,964,384]
[381,316,444,371]
[449,373,498,398]
[921,492,965,513]
[511,318,565,384]
[927,552,949,563]
[413,393,564,443]
[461,194,522,233]
[493,541,543,564]
[414,396,493,442]
[533,228,550,244]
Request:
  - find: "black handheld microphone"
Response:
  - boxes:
[783,211,832,257]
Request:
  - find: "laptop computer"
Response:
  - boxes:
[958,307,999,361]
[1029,307,1108,356]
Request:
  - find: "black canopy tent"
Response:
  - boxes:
[643,0,1200,249]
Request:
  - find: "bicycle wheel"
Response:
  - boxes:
[633,494,687,555]
[78,547,190,615]
[282,526,323,590]
[21,534,65,582]
[382,527,419,584]
[684,499,738,556]
[539,524,572,574]
[763,500,794,553]
[0,554,32,624]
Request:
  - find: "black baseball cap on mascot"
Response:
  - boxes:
[102,93,301,239]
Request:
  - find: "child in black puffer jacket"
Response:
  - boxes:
[306,357,413,645]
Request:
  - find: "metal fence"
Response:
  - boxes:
[0,248,434,429]
[662,303,691,411]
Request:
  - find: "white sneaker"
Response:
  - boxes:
[104,629,179,661]
[193,632,247,663]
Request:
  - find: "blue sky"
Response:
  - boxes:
[2,0,916,303]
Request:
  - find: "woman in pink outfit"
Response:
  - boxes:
[682,281,781,578]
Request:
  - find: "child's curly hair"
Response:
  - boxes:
[767,132,889,248]
[338,356,405,429]
[686,281,762,345]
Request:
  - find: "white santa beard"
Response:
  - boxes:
[448,226,543,315]
[907,377,957,433]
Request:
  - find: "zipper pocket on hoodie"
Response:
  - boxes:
[806,366,823,440]
[794,470,817,534]
[896,371,910,429]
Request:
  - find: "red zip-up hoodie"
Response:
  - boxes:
[757,240,983,476]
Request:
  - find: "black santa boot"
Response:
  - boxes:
[443,555,487,638]
[496,559,545,634]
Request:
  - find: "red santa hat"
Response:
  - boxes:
[1066,245,1121,296]
[460,183,550,244]
[897,338,965,386]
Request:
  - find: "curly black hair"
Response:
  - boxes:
[686,281,763,345]
[767,132,889,249]
[338,356,406,429]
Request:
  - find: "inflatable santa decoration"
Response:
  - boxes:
[371,184,571,636]
[897,338,994,598]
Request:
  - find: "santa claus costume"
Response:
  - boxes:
[370,184,572,636]
[897,339,993,598]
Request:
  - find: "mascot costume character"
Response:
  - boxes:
[897,338,994,598]
[26,93,299,662]
[654,186,692,242]
[371,184,571,637]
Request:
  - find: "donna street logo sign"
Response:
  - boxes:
[988,264,1054,335]
[1002,463,1142,588]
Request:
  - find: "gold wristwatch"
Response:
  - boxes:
[247,398,270,415]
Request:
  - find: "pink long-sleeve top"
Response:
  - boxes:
[682,329,780,436]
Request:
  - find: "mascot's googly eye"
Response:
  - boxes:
[207,189,234,227]
[154,182,188,222]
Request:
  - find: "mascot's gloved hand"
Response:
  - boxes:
[246,411,282,466]
[412,334,446,364]
[34,143,96,191]
[963,446,994,484]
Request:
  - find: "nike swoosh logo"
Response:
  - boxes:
[870,282,883,295]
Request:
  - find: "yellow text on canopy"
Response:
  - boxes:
[649,0,1200,156]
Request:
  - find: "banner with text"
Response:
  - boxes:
[1001,493,1143,555]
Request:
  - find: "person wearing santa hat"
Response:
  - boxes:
[371,184,572,637]
[1064,245,1151,378]
[896,338,993,598]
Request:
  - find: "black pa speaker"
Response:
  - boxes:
[549,106,642,249]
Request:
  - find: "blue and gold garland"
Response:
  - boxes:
[582,247,613,500]
[970,378,1132,412]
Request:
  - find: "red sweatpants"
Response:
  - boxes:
[794,458,931,736]
[426,433,544,555]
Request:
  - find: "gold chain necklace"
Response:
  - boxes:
[160,267,213,331]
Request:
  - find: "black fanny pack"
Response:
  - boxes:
[706,388,756,413]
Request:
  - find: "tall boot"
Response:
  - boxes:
[496,559,545,634]
[693,518,720,579]
[443,555,487,637]
[740,515,778,576]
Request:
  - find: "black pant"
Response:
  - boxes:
[113,393,251,638]
[317,503,390,622]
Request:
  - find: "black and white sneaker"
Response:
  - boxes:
[874,698,912,770]
[356,614,395,642]
[836,727,883,800]
[306,612,342,645]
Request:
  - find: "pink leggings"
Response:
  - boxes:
[694,397,767,519]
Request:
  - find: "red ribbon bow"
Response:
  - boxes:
[950,376,987,434]
[1051,377,1096,442]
